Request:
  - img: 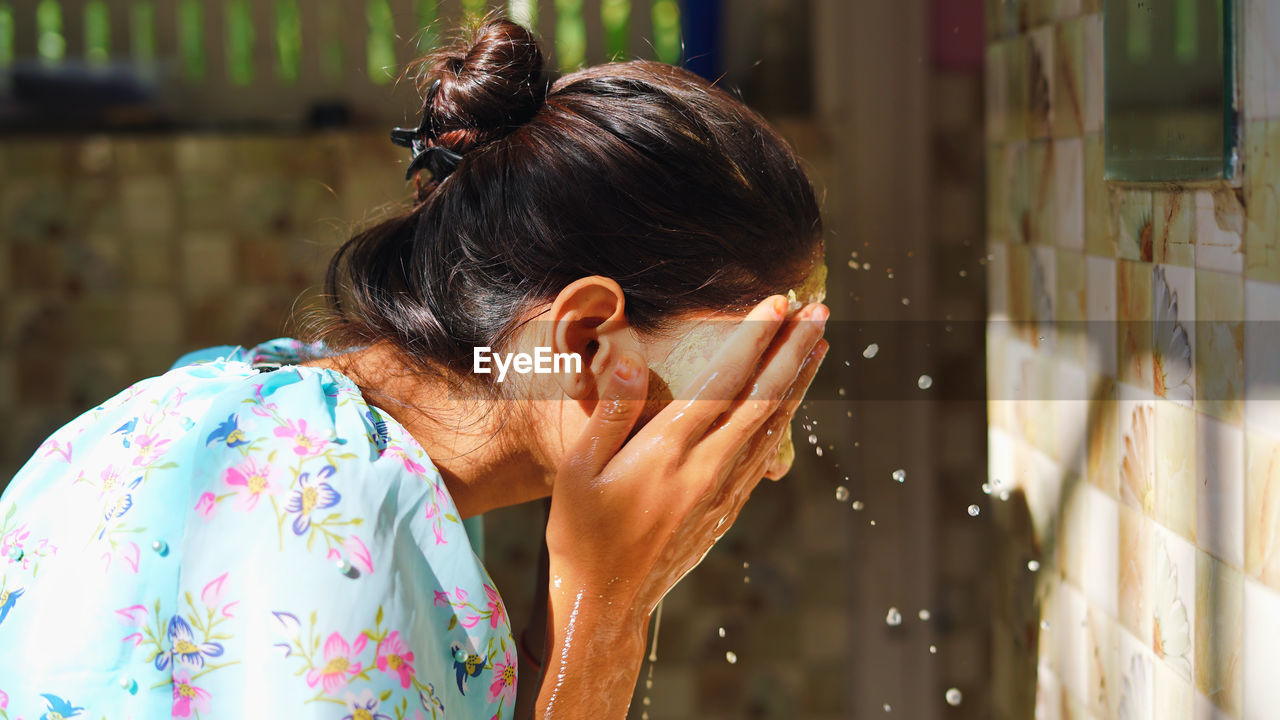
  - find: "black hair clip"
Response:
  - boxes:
[390,78,464,183]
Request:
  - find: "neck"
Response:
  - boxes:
[304,343,556,518]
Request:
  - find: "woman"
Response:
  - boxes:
[0,12,828,719]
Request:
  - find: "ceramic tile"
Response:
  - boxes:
[1006,36,1030,142]
[1242,579,1280,719]
[1194,190,1245,275]
[1083,133,1113,257]
[181,232,236,300]
[1057,580,1090,703]
[120,176,177,236]
[1117,629,1155,720]
[1118,261,1154,391]
[1061,464,1088,587]
[1032,246,1058,349]
[1154,265,1196,405]
[1029,141,1056,245]
[1244,430,1280,592]
[1055,359,1088,475]
[1197,271,1245,426]
[1085,373,1119,498]
[1117,191,1155,263]
[1083,485,1119,617]
[1053,18,1085,137]
[1084,255,1117,378]
[1119,384,1156,517]
[1154,653,1196,720]
[1080,13,1103,133]
[1056,250,1087,363]
[1055,137,1085,249]
[1195,550,1243,718]
[988,43,1009,142]
[989,243,1011,320]
[1028,27,1055,139]
[1156,400,1198,542]
[1037,667,1065,720]
[1197,413,1246,570]
[1194,692,1238,720]
[1119,503,1156,643]
[1085,607,1118,718]
[1242,0,1280,121]
[1153,527,1196,682]
[1155,192,1196,268]
[990,145,1013,244]
[1243,280,1280,430]
[1245,120,1280,282]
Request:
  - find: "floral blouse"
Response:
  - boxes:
[0,339,517,720]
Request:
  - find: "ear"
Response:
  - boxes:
[548,276,638,401]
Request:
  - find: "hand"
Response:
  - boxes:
[545,294,829,615]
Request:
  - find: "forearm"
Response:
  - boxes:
[533,572,651,719]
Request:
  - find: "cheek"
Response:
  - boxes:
[628,369,675,439]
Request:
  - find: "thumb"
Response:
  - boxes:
[562,350,649,481]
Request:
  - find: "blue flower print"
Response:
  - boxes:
[39,693,83,720]
[284,467,340,536]
[154,615,224,670]
[205,413,249,448]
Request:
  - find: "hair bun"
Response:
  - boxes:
[415,14,549,151]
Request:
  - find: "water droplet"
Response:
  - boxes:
[870,520,877,526]
[118,675,138,694]
[725,651,738,664]
[929,645,937,654]
[981,483,992,494]
[815,446,823,457]
[336,558,354,575]
[945,688,963,706]
[835,486,850,502]
[743,576,750,584]
[743,561,750,569]
[892,469,906,483]
[1027,560,1041,572]
[863,262,871,270]
[643,696,651,706]
[999,490,1010,501]
[851,500,864,511]
[808,434,818,445]
[885,607,902,626]
[718,626,726,638]
[1040,620,1051,630]
[883,703,892,712]
[901,297,910,306]
[151,539,169,556]
[959,269,968,277]
[838,387,847,396]
[917,374,933,390]
[967,504,980,517]
[918,609,931,621]
[863,343,880,359]
[646,678,653,689]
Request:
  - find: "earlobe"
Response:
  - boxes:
[548,276,634,401]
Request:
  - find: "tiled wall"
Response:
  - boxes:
[0,131,407,483]
[985,1,1280,719]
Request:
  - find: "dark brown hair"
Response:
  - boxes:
[320,11,823,383]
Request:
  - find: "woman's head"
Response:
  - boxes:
[320,11,824,421]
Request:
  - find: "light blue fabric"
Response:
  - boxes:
[0,339,517,719]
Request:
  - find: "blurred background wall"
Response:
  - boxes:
[0,1,994,718]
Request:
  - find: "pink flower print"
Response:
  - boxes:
[454,587,469,603]
[344,535,374,574]
[433,590,450,607]
[1,525,29,561]
[432,524,446,545]
[483,584,507,629]
[171,667,212,717]
[132,434,172,466]
[375,631,417,688]
[306,632,365,694]
[488,648,517,706]
[274,419,328,457]
[0,688,6,709]
[41,438,72,462]
[223,458,274,511]
[100,541,140,574]
[194,492,218,521]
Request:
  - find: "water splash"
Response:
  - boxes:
[885,607,902,626]
[917,609,931,621]
[892,469,906,483]
[851,500,864,511]
[945,688,962,706]
[717,626,726,638]
[916,374,933,390]
[835,486,850,502]
[1027,560,1041,572]
[725,651,738,664]
[967,504,980,517]
[863,343,880,359]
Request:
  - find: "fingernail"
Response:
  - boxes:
[615,355,637,381]
[810,304,830,324]
[771,296,788,317]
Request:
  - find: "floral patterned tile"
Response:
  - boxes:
[1118,261,1154,391]
[1242,579,1280,719]
[1242,0,1280,122]
[1198,412,1246,570]
[1116,626,1155,720]
[1152,526,1196,683]
[1243,280,1280,431]
[1154,264,1196,405]
[1116,190,1155,263]
[1083,485,1119,617]
[1118,383,1156,517]
[1085,607,1118,719]
[1155,399,1197,542]
[1083,133,1113,257]
[1195,549,1243,718]
[1194,190,1245,275]
[1245,119,1280,282]
[1119,503,1156,643]
[1154,191,1195,268]
[1153,652,1195,720]
[1053,18,1085,138]
[1197,270,1245,426]
[1028,27,1055,139]
[1055,138,1085,249]
[1244,429,1280,592]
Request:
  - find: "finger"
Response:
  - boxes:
[703,302,828,448]
[559,350,650,481]
[756,338,827,481]
[652,295,790,438]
